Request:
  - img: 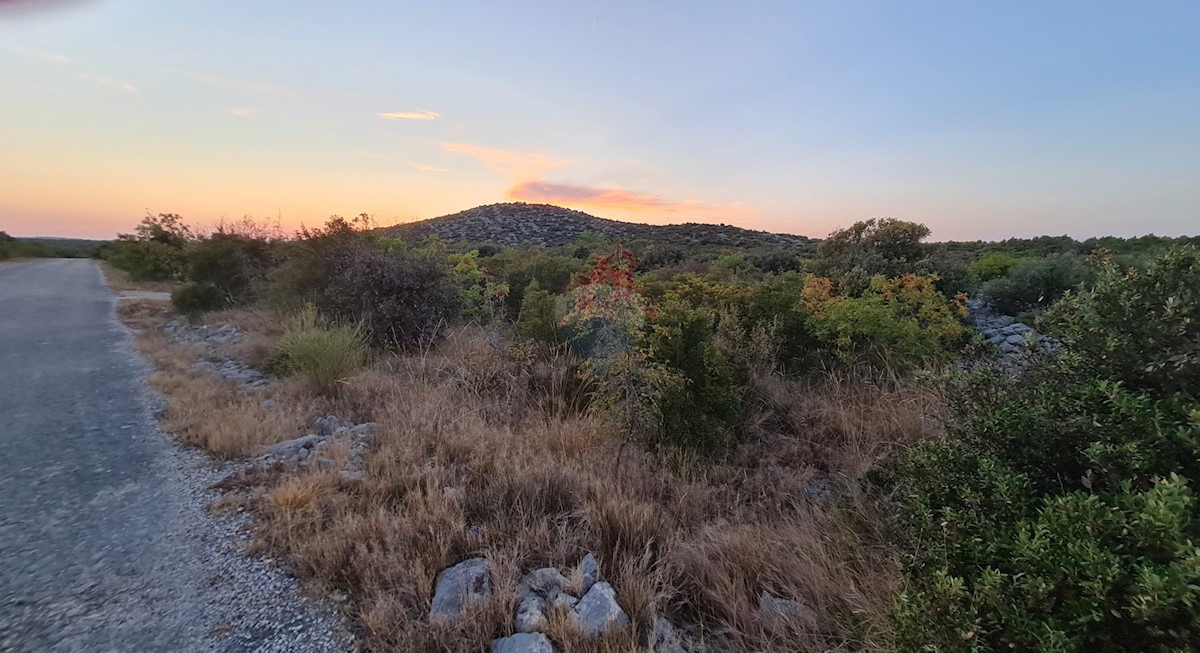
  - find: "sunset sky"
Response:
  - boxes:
[1,1,1198,240]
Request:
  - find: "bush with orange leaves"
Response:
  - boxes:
[799,273,968,370]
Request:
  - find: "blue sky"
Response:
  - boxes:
[1,0,1197,239]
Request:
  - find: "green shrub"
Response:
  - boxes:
[878,245,1200,651]
[515,280,560,345]
[487,250,583,316]
[268,309,368,394]
[185,232,273,304]
[1047,245,1200,397]
[105,213,194,280]
[317,240,459,349]
[450,250,508,324]
[800,274,967,371]
[816,218,931,288]
[171,283,227,316]
[650,302,747,451]
[107,239,186,281]
[978,253,1090,315]
[966,251,1019,287]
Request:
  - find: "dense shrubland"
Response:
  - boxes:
[107,209,1200,651]
[875,245,1200,651]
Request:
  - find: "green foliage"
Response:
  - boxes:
[449,250,508,324]
[170,282,227,316]
[267,308,368,394]
[185,232,273,303]
[879,245,1200,652]
[515,280,560,345]
[816,218,931,288]
[106,213,193,281]
[1047,246,1200,397]
[107,239,187,281]
[966,251,1020,286]
[649,302,746,450]
[800,274,967,370]
[485,249,583,316]
[978,253,1090,315]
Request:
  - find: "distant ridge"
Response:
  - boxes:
[387,203,813,249]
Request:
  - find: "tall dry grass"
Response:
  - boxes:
[121,298,937,651]
[215,327,935,651]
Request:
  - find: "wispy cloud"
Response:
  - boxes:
[159,67,290,95]
[78,72,138,94]
[228,108,256,116]
[377,110,440,121]
[443,142,569,180]
[1,45,70,62]
[414,164,447,172]
[510,180,739,214]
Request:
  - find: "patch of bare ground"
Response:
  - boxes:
[123,305,936,651]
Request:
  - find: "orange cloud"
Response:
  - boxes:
[228,107,256,116]
[414,164,447,172]
[442,142,569,180]
[378,110,440,121]
[509,180,746,216]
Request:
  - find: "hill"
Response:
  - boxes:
[387,203,814,250]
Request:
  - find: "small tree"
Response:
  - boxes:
[515,280,559,345]
[816,217,931,284]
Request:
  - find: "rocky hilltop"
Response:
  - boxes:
[388,203,813,250]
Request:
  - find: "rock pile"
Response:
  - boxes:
[429,553,683,653]
[196,356,271,389]
[967,299,1057,361]
[160,321,272,389]
[162,320,243,344]
[258,415,375,482]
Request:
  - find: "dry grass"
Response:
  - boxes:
[122,307,936,651]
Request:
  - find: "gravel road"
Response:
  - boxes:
[0,260,353,652]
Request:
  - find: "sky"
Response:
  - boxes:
[1,1,1198,240]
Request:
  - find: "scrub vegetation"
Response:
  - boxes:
[106,205,1200,652]
[0,230,106,260]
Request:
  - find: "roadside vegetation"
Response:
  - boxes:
[106,210,1200,651]
[0,230,107,260]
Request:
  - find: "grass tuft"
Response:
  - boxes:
[268,308,368,395]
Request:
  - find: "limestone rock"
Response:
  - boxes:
[491,632,554,653]
[514,595,549,633]
[350,422,379,436]
[313,415,350,437]
[264,434,322,459]
[431,557,493,619]
[572,582,628,636]
[579,553,599,595]
[651,617,686,653]
[758,591,818,628]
